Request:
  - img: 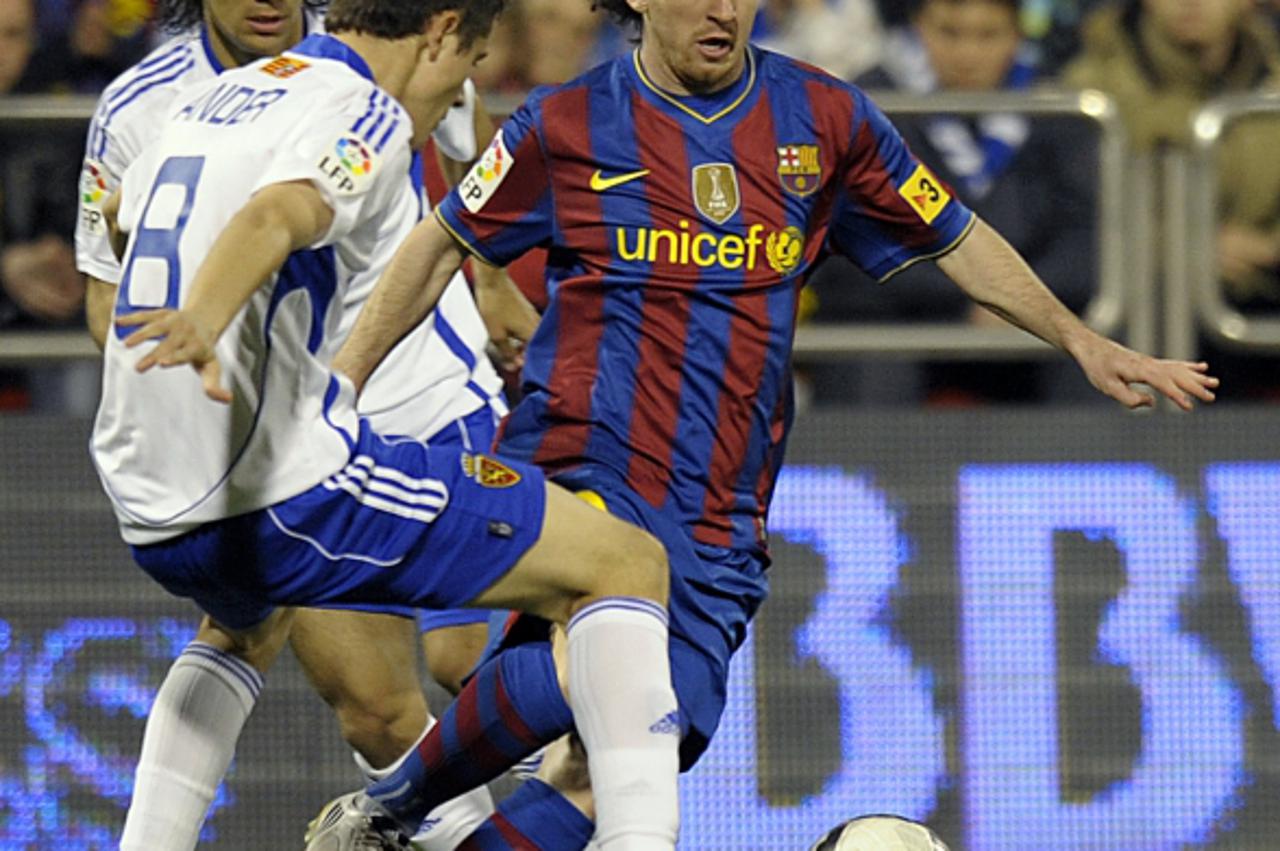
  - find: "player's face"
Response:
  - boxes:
[629,0,759,95]
[402,33,490,149]
[915,0,1020,91]
[203,0,306,68]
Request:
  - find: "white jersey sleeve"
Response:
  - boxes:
[75,8,328,283]
[251,75,413,252]
[76,36,210,283]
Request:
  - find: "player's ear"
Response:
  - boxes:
[422,9,461,60]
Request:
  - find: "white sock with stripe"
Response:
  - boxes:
[119,641,262,851]
[566,598,679,850]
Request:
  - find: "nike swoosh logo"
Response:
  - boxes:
[589,168,651,192]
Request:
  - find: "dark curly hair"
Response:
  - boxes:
[327,0,505,48]
[154,0,325,33]
[591,0,641,31]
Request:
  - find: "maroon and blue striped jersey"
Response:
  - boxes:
[437,47,975,553]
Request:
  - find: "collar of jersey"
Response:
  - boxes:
[199,27,225,74]
[199,13,320,76]
[631,46,756,125]
[287,34,374,82]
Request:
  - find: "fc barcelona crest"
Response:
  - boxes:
[692,163,740,224]
[460,453,522,488]
[776,144,821,197]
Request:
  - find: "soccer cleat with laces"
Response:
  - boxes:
[304,792,414,851]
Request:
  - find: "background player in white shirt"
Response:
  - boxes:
[77,0,541,847]
[96,1,681,849]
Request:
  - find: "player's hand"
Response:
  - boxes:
[0,236,84,322]
[1074,335,1218,411]
[115,308,232,403]
[473,266,540,372]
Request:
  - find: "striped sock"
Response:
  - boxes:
[368,643,572,830]
[456,779,593,850]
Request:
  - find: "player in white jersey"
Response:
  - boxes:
[76,0,532,848]
[94,1,681,849]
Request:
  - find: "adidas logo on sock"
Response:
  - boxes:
[648,710,681,736]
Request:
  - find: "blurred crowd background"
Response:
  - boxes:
[3,0,1280,412]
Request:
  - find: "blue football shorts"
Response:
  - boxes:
[130,418,545,632]
[489,462,770,770]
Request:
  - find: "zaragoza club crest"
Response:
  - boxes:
[460,453,522,488]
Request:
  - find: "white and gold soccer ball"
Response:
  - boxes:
[807,815,951,851]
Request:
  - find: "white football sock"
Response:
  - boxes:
[566,598,679,851]
[355,716,496,850]
[119,641,262,851]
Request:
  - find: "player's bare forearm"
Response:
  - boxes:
[181,181,334,338]
[331,212,466,393]
[937,216,1218,410]
[937,217,1086,353]
[85,276,117,351]
[472,259,539,370]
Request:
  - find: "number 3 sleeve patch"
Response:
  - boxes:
[898,163,951,224]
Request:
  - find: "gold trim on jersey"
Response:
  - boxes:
[875,212,977,284]
[434,208,501,268]
[632,48,757,126]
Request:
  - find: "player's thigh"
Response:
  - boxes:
[467,482,669,622]
[289,608,423,708]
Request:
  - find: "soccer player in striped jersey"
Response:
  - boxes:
[90,1,683,849]
[76,0,533,848]
[319,0,1220,846]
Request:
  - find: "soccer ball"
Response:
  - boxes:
[807,815,951,851]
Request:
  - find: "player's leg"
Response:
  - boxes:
[290,607,496,850]
[449,478,770,851]
[450,734,596,851]
[363,481,679,850]
[290,609,427,767]
[421,616,491,696]
[120,608,295,851]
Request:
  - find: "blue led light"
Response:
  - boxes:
[682,467,943,847]
[2,460,1277,847]
[959,464,1245,849]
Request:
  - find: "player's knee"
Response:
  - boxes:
[331,686,427,767]
[605,525,668,604]
[424,653,470,697]
[196,609,294,673]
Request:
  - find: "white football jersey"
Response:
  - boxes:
[76,13,475,282]
[92,36,496,544]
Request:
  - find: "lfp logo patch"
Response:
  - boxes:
[336,137,374,176]
[79,159,112,235]
[317,135,379,194]
[80,160,109,205]
[459,129,513,213]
